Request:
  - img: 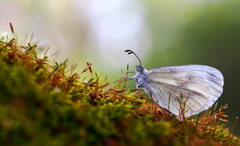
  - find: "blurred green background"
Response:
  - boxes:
[1,0,240,136]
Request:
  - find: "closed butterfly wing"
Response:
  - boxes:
[143,65,224,117]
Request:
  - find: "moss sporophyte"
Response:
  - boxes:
[0,23,239,145]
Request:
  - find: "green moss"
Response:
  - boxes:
[0,34,239,146]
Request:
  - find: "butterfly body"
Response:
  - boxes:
[116,50,224,117]
[133,64,224,117]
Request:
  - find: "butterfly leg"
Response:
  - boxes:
[125,78,138,87]
[114,76,136,83]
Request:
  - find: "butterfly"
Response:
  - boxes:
[115,50,224,117]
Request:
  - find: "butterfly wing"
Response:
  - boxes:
[143,64,224,117]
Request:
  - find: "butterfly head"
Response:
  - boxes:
[135,65,147,74]
[125,50,148,74]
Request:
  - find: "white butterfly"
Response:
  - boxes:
[116,50,224,117]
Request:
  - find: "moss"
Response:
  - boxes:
[0,32,239,146]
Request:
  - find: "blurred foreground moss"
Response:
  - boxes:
[0,35,239,146]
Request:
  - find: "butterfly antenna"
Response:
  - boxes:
[125,50,142,66]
